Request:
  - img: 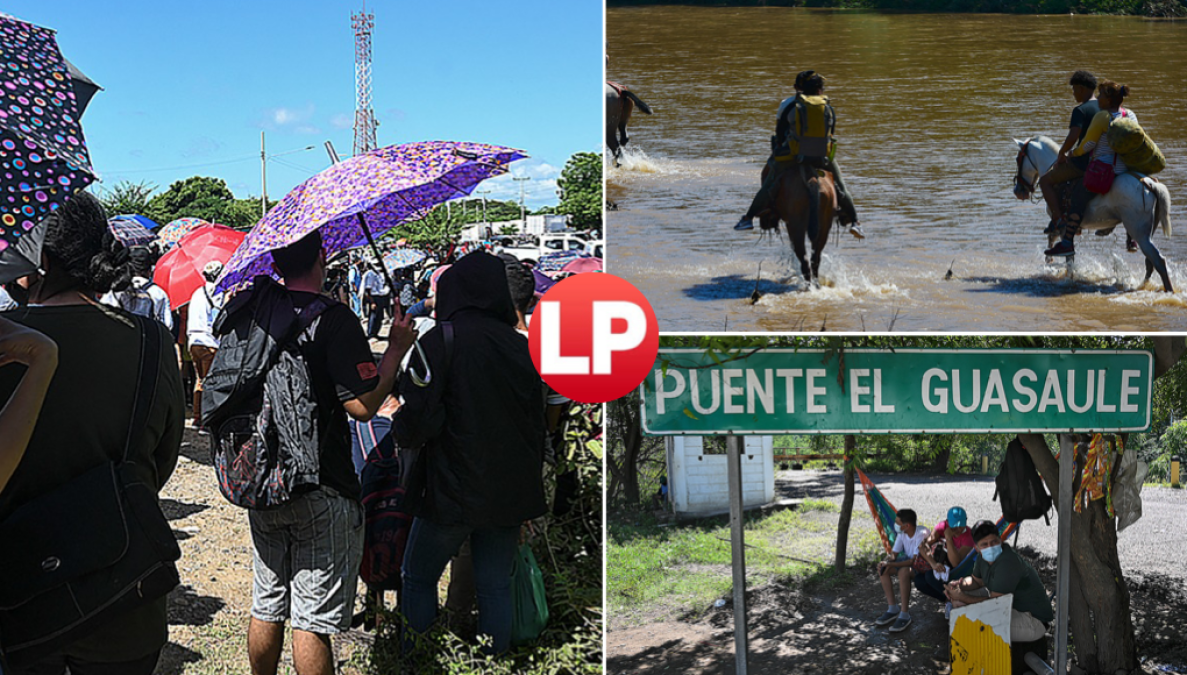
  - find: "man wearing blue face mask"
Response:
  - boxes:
[944,519,1053,643]
[874,509,930,633]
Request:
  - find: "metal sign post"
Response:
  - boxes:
[726,434,749,675]
[1055,435,1074,674]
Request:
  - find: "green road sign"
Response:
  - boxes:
[641,349,1153,435]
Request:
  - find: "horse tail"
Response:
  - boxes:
[1152,179,1172,238]
[624,90,653,115]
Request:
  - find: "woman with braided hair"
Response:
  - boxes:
[0,192,184,674]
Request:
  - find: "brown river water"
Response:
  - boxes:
[605,8,1187,332]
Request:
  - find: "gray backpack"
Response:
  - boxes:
[202,276,332,509]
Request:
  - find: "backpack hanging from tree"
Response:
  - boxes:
[201,276,332,509]
[994,437,1053,525]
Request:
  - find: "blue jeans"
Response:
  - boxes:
[401,518,520,654]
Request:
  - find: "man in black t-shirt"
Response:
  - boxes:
[245,231,416,675]
[1039,70,1100,234]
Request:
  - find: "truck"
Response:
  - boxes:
[497,232,591,265]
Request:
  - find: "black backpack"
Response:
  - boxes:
[358,435,411,591]
[994,437,1053,525]
[201,276,332,509]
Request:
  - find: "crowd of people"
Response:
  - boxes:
[871,505,1053,642]
[0,193,583,674]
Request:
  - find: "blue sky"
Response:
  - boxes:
[9,0,602,210]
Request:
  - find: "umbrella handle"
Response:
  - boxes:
[353,212,431,386]
[406,339,432,388]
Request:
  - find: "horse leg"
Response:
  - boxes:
[619,98,634,148]
[1132,233,1173,292]
[789,226,812,285]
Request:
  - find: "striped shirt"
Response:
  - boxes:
[1077,108,1137,174]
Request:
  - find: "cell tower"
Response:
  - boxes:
[351,6,376,157]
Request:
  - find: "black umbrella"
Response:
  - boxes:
[0,15,98,284]
[64,58,102,117]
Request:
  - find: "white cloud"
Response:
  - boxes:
[330,113,353,129]
[258,103,316,131]
[480,158,562,209]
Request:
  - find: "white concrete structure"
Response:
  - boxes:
[665,436,775,515]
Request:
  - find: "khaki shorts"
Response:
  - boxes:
[966,587,1048,642]
[1042,157,1087,185]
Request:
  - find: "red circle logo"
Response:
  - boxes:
[529,273,659,404]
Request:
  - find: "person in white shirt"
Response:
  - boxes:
[100,246,173,331]
[186,261,224,425]
[873,509,930,633]
[361,263,391,339]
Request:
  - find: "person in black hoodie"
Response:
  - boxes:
[391,251,546,655]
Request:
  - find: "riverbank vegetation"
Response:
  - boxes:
[608,0,1187,18]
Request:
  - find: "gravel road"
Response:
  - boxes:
[775,469,1187,578]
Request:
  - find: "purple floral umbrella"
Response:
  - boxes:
[0,15,95,282]
[217,141,525,293]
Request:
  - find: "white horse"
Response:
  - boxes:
[1012,135,1174,292]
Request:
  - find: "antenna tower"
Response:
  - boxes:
[352,7,376,157]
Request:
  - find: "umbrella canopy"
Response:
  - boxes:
[0,15,96,283]
[532,268,556,296]
[382,247,427,272]
[153,224,246,307]
[217,141,525,293]
[112,213,159,231]
[561,256,603,274]
[536,250,590,276]
[157,217,212,248]
[63,58,101,115]
[107,215,156,247]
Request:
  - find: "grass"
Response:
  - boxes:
[608,498,883,627]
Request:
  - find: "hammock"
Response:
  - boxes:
[855,467,1019,557]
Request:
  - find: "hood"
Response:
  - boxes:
[435,252,516,325]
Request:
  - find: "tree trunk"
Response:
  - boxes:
[930,435,952,474]
[622,411,642,506]
[834,435,856,573]
[1017,433,1137,674]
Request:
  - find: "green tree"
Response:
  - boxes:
[94,180,156,219]
[145,176,235,226]
[222,197,275,231]
[556,152,602,232]
[388,204,466,250]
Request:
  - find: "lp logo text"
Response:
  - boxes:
[529,273,659,404]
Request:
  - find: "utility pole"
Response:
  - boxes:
[513,176,530,231]
[260,131,267,217]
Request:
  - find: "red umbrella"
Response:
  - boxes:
[153,224,246,307]
[561,257,603,275]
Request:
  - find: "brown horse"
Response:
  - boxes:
[757,162,837,286]
[606,82,652,163]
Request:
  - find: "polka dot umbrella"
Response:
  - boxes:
[157,217,213,249]
[0,15,95,283]
[216,141,525,294]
